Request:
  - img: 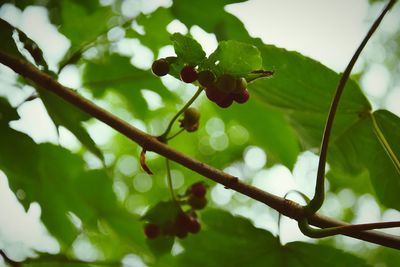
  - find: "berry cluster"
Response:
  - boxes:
[144,182,207,240]
[151,59,250,108]
[201,72,249,108]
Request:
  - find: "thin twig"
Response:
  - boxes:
[1,51,400,249]
[307,0,398,213]
[299,218,400,238]
[159,87,203,141]
[166,158,177,201]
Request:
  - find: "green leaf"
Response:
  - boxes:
[0,18,24,60]
[83,53,177,117]
[0,126,147,251]
[17,29,48,69]
[146,236,175,256]
[58,0,113,68]
[142,201,181,225]
[171,0,251,42]
[26,262,91,267]
[204,40,262,76]
[329,110,400,209]
[38,89,104,161]
[126,8,173,54]
[217,97,300,168]
[170,33,206,65]
[172,210,369,266]
[0,97,19,124]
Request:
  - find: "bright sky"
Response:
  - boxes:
[1,0,400,264]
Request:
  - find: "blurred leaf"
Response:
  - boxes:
[0,97,19,124]
[329,110,400,210]
[38,89,104,161]
[58,0,114,69]
[0,126,146,250]
[171,210,369,266]
[146,236,175,256]
[142,201,181,225]
[252,44,371,149]
[83,53,177,118]
[17,29,48,69]
[367,246,400,267]
[170,33,206,65]
[218,96,300,168]
[0,18,24,59]
[26,263,91,267]
[126,8,173,54]
[203,40,262,76]
[171,0,251,42]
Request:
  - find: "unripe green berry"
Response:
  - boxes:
[180,107,200,132]
[234,77,247,93]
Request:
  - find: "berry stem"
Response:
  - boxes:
[165,158,177,202]
[159,87,203,142]
[167,128,185,141]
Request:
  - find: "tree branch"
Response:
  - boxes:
[1,51,400,249]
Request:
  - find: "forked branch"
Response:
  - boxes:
[1,51,400,249]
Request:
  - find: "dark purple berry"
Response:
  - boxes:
[188,218,201,234]
[175,213,192,238]
[190,182,207,198]
[180,66,198,83]
[205,85,223,102]
[232,89,250,104]
[198,70,216,87]
[215,94,234,108]
[144,224,160,239]
[188,195,207,210]
[151,59,169,77]
[216,74,236,93]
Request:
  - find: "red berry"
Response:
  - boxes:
[232,89,250,104]
[175,213,191,238]
[190,183,207,198]
[198,70,216,87]
[188,195,207,210]
[180,66,198,83]
[234,77,247,93]
[188,218,201,234]
[151,59,169,77]
[205,85,223,102]
[215,94,234,108]
[216,74,236,93]
[144,224,160,239]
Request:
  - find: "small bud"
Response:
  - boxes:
[180,107,200,132]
